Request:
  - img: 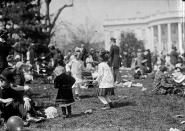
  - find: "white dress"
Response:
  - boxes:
[96,62,114,89]
[66,58,84,88]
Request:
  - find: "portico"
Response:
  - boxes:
[103,10,185,54]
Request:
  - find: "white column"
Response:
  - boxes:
[114,30,121,47]
[178,23,183,53]
[167,23,171,53]
[104,30,110,51]
[151,26,154,52]
[158,24,162,52]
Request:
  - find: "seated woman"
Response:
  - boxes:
[140,59,150,75]
[134,66,142,79]
[1,62,31,94]
[172,67,185,94]
[0,69,43,125]
[153,65,174,94]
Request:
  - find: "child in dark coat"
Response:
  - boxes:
[54,66,75,118]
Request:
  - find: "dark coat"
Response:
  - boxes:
[170,50,178,66]
[110,45,120,69]
[0,85,27,120]
[0,85,25,104]
[29,48,35,66]
[54,73,75,105]
[81,47,88,62]
[144,53,152,73]
[0,42,11,73]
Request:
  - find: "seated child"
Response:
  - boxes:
[153,65,173,94]
[134,66,142,79]
[172,67,185,89]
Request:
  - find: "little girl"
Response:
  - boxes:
[54,65,75,118]
[66,51,84,100]
[93,51,114,110]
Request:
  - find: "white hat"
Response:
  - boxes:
[173,72,185,83]
[15,55,21,60]
[15,62,25,69]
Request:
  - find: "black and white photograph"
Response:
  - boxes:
[0,0,185,131]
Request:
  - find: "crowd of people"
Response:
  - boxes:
[133,46,185,79]
[0,36,123,127]
[0,32,185,128]
[132,46,185,96]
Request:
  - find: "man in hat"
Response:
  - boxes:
[80,44,88,65]
[170,46,178,67]
[109,37,121,84]
[135,49,144,68]
[143,49,152,73]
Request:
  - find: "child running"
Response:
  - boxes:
[93,51,114,110]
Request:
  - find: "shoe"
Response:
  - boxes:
[75,96,81,100]
[63,114,67,119]
[66,114,72,118]
[26,114,44,123]
[23,120,30,127]
[101,104,110,110]
[109,102,114,108]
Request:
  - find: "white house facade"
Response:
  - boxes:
[103,1,185,54]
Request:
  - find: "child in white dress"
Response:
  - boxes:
[93,52,114,110]
[66,51,84,100]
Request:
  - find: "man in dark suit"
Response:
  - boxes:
[81,44,88,65]
[110,37,121,83]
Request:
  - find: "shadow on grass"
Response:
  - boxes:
[113,101,137,108]
[80,95,96,99]
[71,112,85,118]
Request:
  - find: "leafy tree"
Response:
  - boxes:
[120,32,145,67]
[0,0,73,56]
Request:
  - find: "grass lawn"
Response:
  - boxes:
[2,70,185,131]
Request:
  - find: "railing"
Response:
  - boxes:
[104,10,183,26]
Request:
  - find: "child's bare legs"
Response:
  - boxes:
[105,96,114,108]
[74,83,81,100]
[61,105,72,118]
[105,96,111,103]
[67,105,72,117]
[98,96,108,105]
[98,96,113,109]
[61,107,67,117]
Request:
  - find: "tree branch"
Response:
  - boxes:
[49,2,73,34]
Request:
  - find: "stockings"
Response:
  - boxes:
[61,105,71,116]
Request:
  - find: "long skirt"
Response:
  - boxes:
[97,88,115,97]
